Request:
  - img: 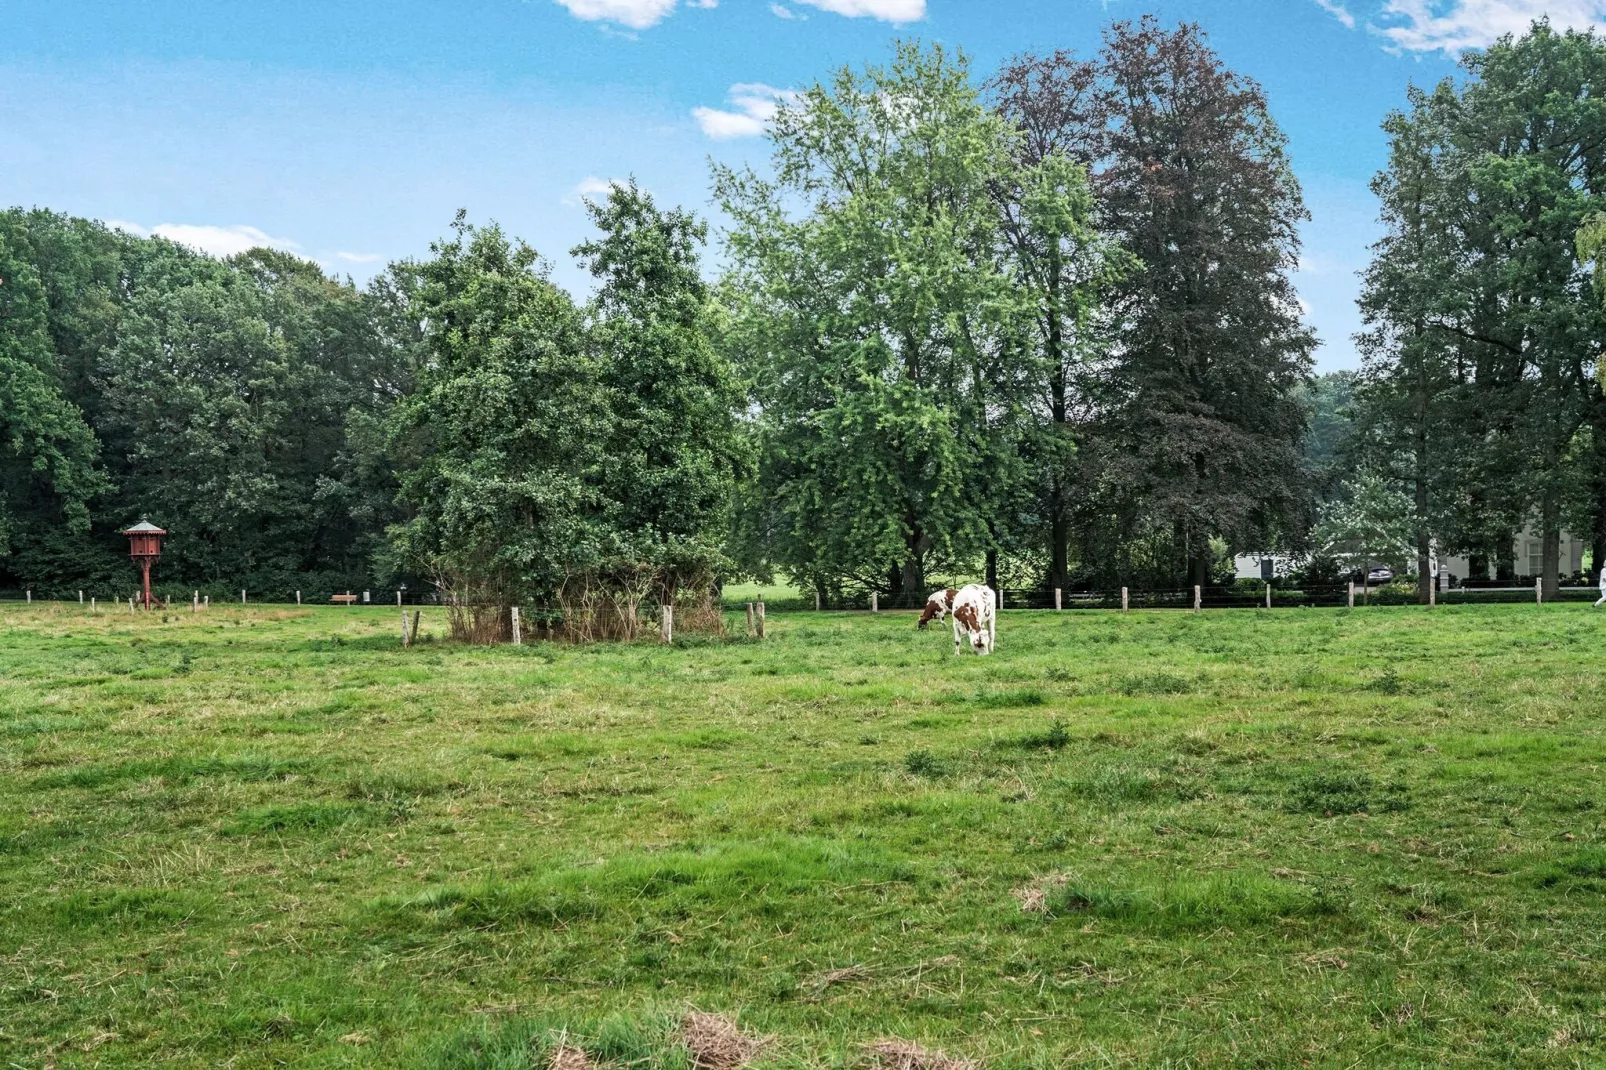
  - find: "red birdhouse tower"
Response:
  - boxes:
[121,517,167,610]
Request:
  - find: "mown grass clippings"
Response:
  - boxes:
[679,1012,767,1070]
[864,1038,978,1070]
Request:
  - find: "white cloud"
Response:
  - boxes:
[692,83,797,140]
[793,0,923,21]
[552,0,677,30]
[687,0,717,7]
[1374,0,1606,53]
[335,251,384,264]
[564,176,636,205]
[1313,0,1357,29]
[770,2,803,17]
[105,221,300,258]
[150,223,299,258]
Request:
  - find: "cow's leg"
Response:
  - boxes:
[953,618,963,655]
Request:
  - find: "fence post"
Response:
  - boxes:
[814,590,821,612]
[511,606,522,646]
[402,607,412,648]
[193,590,199,614]
[410,611,421,646]
[660,604,674,644]
[129,598,135,615]
[79,590,83,604]
[1122,587,1129,613]
[1055,588,1062,611]
[746,602,755,636]
[756,601,766,639]
[871,592,879,613]
[1193,585,1201,613]
[1265,583,1271,610]
[296,590,301,605]
[204,595,210,610]
[1347,581,1355,609]
[26,590,31,604]
[1536,577,1543,606]
[91,597,96,613]
[241,589,246,604]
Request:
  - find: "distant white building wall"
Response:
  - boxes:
[1440,527,1584,581]
[1233,553,1301,581]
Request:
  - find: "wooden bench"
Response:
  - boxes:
[330,593,359,605]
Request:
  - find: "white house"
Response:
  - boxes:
[1440,527,1585,582]
[1237,526,1588,584]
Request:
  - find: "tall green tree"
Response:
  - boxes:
[574,181,746,595]
[1090,18,1316,589]
[1365,23,1606,598]
[716,41,1036,602]
[0,224,106,561]
[1355,97,1467,603]
[389,215,606,604]
[989,51,1124,591]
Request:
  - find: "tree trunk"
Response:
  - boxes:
[1592,476,1606,581]
[1495,531,1515,584]
[1188,531,1212,591]
[1416,528,1433,605]
[1046,291,1069,592]
[1048,478,1069,592]
[888,561,903,599]
[1541,486,1561,601]
[986,548,999,593]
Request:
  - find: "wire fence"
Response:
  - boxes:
[3,582,1601,613]
[721,581,1605,612]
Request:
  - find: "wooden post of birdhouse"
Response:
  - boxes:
[1193,585,1201,613]
[511,606,522,646]
[660,604,674,644]
[1055,588,1062,611]
[871,592,879,613]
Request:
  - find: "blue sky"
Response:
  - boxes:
[3,0,1589,370]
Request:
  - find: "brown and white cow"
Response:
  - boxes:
[917,588,958,630]
[949,584,997,655]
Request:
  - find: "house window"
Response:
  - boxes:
[1528,541,1542,578]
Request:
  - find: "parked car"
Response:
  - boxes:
[1366,567,1394,584]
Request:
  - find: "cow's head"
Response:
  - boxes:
[917,589,958,630]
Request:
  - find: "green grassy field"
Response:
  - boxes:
[3,602,1605,1067]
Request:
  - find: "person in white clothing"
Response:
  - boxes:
[1596,567,1606,608]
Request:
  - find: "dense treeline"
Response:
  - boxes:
[0,210,414,601]
[4,18,1602,611]
[1358,21,1606,601]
